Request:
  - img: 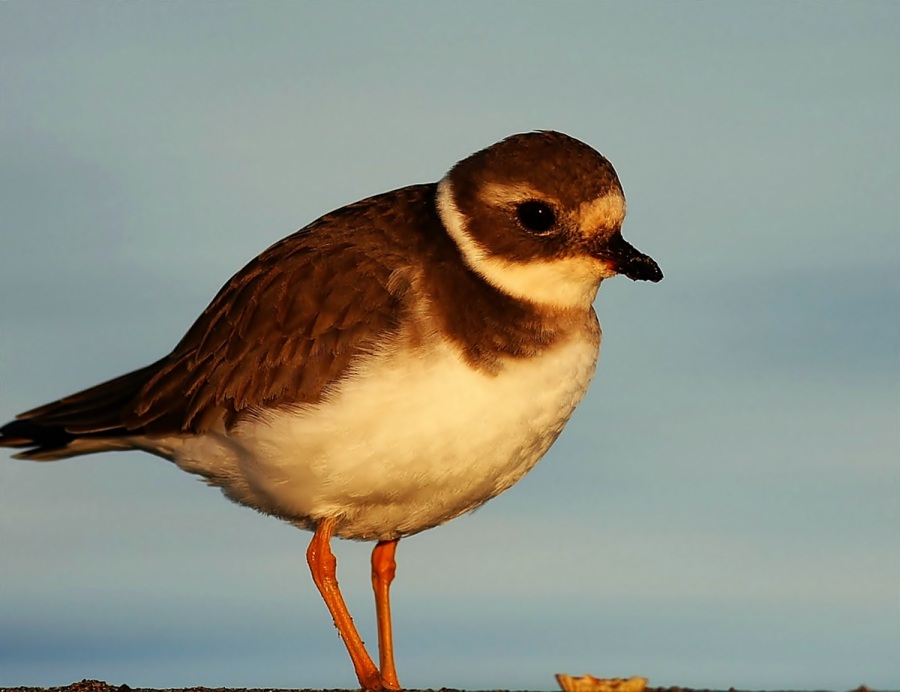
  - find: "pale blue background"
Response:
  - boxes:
[1,2,897,690]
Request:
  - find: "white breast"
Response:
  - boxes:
[165,333,600,541]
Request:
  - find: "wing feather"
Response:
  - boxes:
[132,222,406,432]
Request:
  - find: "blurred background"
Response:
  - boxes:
[1,2,897,690]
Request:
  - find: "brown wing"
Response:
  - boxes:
[1,188,427,457]
[130,224,405,433]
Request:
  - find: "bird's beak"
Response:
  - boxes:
[595,232,663,283]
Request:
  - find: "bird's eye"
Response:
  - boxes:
[516,201,556,233]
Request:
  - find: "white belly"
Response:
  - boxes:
[165,335,599,541]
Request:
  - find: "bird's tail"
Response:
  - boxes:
[0,361,162,461]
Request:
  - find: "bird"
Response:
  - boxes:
[0,130,662,690]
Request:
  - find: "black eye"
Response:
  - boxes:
[516,201,556,233]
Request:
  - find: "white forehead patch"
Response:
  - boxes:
[580,191,627,230]
[436,179,609,310]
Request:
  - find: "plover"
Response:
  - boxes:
[1,130,662,689]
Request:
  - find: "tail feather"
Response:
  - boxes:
[0,360,164,460]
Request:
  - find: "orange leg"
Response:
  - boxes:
[371,539,401,690]
[307,519,382,690]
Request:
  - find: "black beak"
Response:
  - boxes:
[596,232,663,283]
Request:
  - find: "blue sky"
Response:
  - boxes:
[1,2,897,690]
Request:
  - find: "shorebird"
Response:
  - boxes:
[1,130,662,689]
